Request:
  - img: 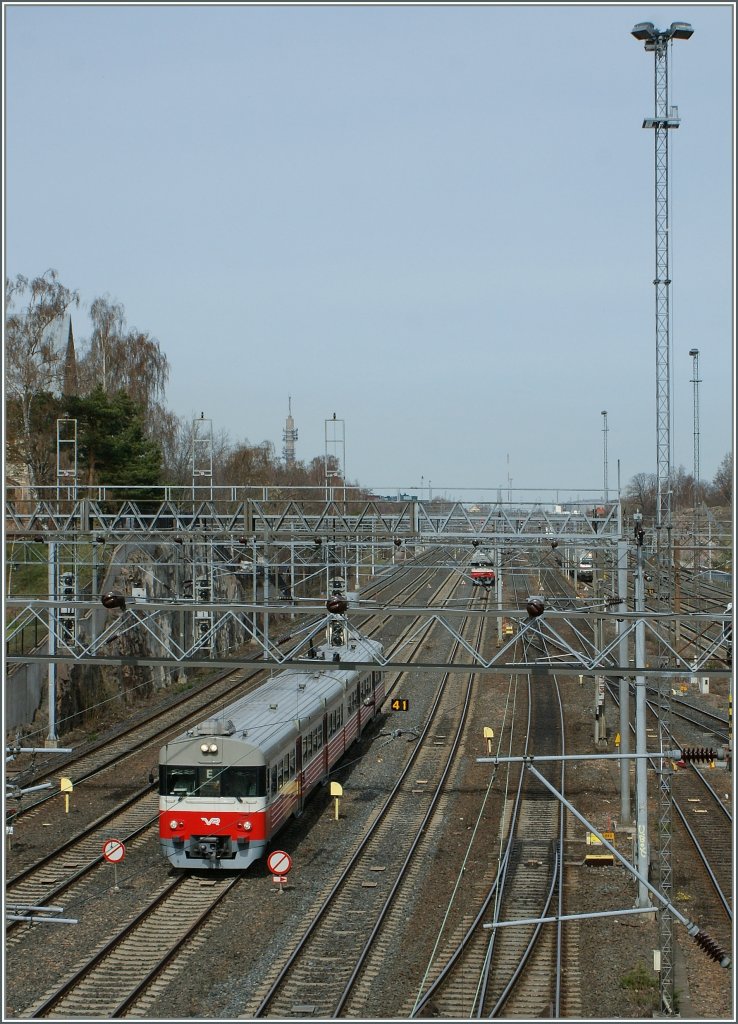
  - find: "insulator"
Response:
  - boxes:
[526,596,545,618]
[692,929,729,965]
[681,747,716,764]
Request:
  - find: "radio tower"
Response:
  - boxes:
[632,20,693,1017]
[282,397,298,467]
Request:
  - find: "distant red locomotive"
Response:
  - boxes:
[470,548,496,587]
[158,618,384,870]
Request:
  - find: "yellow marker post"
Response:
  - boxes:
[60,777,73,814]
[614,733,621,750]
[483,726,495,755]
[330,781,343,820]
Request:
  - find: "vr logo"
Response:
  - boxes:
[201,816,221,826]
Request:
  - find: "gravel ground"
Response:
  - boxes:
[5,662,734,1020]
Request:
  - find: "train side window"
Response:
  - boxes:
[290,750,296,776]
[338,705,343,727]
[271,765,277,793]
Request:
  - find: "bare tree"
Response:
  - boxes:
[78,296,170,419]
[624,472,657,519]
[711,451,733,505]
[5,270,79,491]
[82,295,126,393]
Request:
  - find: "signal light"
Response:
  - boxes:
[680,747,716,764]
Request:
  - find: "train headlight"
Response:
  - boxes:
[200,743,209,753]
[242,821,252,831]
[209,743,218,754]
[169,819,178,829]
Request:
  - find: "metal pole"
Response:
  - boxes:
[633,515,650,907]
[46,541,58,746]
[263,532,270,659]
[617,534,632,824]
[601,410,609,503]
[689,348,701,572]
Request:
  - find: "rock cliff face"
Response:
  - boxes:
[54,542,268,734]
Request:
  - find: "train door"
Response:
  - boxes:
[322,712,329,781]
[353,680,361,742]
[294,737,304,816]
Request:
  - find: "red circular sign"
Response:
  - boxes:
[266,850,292,875]
[102,838,126,863]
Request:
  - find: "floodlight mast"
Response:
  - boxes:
[632,22,693,1019]
[631,21,692,541]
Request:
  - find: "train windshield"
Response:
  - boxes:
[160,765,266,798]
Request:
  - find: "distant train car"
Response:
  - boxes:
[158,621,384,870]
[569,551,593,583]
[470,548,496,587]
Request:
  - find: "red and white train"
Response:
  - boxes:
[158,618,384,869]
[470,548,496,587]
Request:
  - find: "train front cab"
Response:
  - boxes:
[159,735,269,869]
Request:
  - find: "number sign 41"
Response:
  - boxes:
[391,698,409,712]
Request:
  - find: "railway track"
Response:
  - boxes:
[408,565,568,1018]
[6,561,468,1014]
[604,682,733,955]
[26,875,240,1019]
[243,583,488,1018]
[8,547,731,1018]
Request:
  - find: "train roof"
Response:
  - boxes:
[163,632,383,762]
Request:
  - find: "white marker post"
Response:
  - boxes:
[266,850,292,894]
[102,838,126,891]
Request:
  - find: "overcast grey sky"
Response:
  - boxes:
[3,2,734,500]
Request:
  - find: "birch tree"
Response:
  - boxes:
[5,270,79,491]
